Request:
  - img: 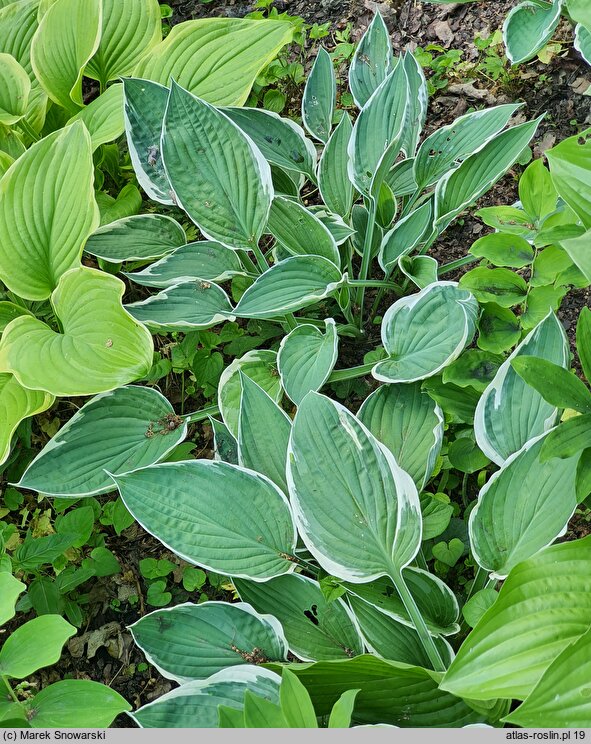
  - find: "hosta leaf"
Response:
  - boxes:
[386,157,417,196]
[123,77,172,204]
[441,536,591,701]
[379,200,433,271]
[277,319,338,405]
[0,53,29,125]
[302,46,335,144]
[504,626,591,728]
[233,256,342,319]
[399,51,427,157]
[0,373,53,466]
[218,350,281,438]
[124,242,243,288]
[559,228,591,283]
[348,61,408,195]
[125,280,234,332]
[238,374,291,493]
[413,103,521,191]
[567,0,591,28]
[502,0,563,65]
[574,23,591,65]
[0,267,153,396]
[0,615,75,678]
[546,132,591,230]
[267,196,340,266]
[131,667,281,728]
[474,312,569,465]
[67,83,124,150]
[114,460,296,580]
[0,121,98,301]
[0,573,25,626]
[373,282,478,383]
[162,81,272,251]
[85,214,185,263]
[18,385,187,497]
[85,0,161,85]
[287,393,421,580]
[434,118,542,232]
[540,414,591,460]
[348,596,452,670]
[30,0,101,114]
[318,113,354,217]
[130,601,288,683]
[0,151,13,178]
[211,417,239,465]
[345,568,459,637]
[268,657,486,727]
[224,107,316,181]
[358,382,443,490]
[0,0,39,80]
[234,573,364,661]
[25,680,130,728]
[134,18,293,107]
[469,431,579,578]
[348,11,393,109]
[399,255,438,290]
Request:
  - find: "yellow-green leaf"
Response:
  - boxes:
[0,53,30,125]
[0,373,53,466]
[67,83,124,150]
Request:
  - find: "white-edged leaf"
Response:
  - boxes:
[267,196,340,265]
[475,312,569,465]
[112,460,297,581]
[278,319,338,405]
[318,113,354,217]
[18,385,187,498]
[379,200,433,271]
[302,46,335,144]
[349,11,393,108]
[574,23,591,65]
[162,81,272,251]
[85,214,185,263]
[358,382,443,490]
[503,0,563,65]
[399,254,438,289]
[399,51,427,157]
[372,282,478,383]
[287,392,421,581]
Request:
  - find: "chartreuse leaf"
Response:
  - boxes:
[0,615,75,678]
[85,0,161,86]
[113,460,297,580]
[441,537,591,701]
[85,214,185,263]
[512,356,591,413]
[379,200,433,271]
[0,267,153,397]
[267,196,340,266]
[546,130,591,229]
[470,233,534,268]
[234,257,343,319]
[578,307,591,382]
[358,382,443,490]
[241,692,286,728]
[162,81,272,251]
[234,573,364,662]
[130,666,281,728]
[0,0,38,80]
[130,601,288,683]
[67,83,124,150]
[125,242,243,288]
[519,158,557,222]
[540,414,591,461]
[238,374,291,493]
[31,0,101,114]
[328,689,359,728]
[18,386,187,497]
[224,107,316,182]
[218,350,282,438]
[266,657,486,727]
[0,573,25,626]
[372,283,478,383]
[559,228,591,283]
[0,121,98,301]
[0,151,14,178]
[280,668,318,727]
[26,680,130,728]
[505,626,591,728]
[126,280,234,332]
[469,431,579,579]
[277,319,338,405]
[349,11,393,108]
[348,61,408,195]
[0,373,53,467]
[135,18,293,106]
[302,47,335,144]
[318,113,354,217]
[434,117,542,232]
[459,267,527,308]
[503,0,563,65]
[123,78,172,204]
[413,104,521,191]
[475,312,569,465]
[0,53,29,125]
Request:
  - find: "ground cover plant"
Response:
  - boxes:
[1,0,591,730]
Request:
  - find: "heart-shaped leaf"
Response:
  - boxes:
[18,385,187,497]
[432,539,464,567]
[278,319,338,405]
[113,460,297,581]
[372,282,478,383]
[85,214,185,263]
[0,121,98,300]
[0,373,53,467]
[0,267,153,396]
